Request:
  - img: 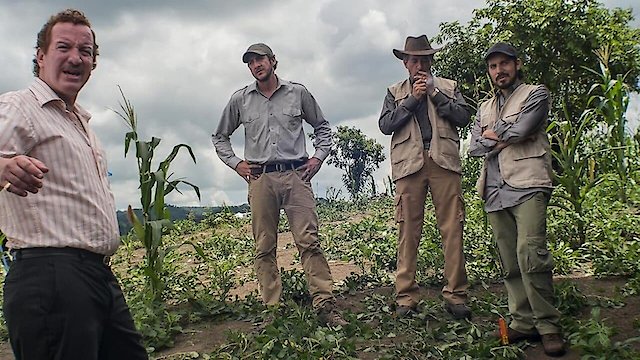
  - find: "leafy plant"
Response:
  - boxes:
[115,87,203,303]
[325,126,385,199]
[567,308,640,359]
[586,46,633,203]
[548,104,602,248]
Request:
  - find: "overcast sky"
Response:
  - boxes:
[1,0,637,209]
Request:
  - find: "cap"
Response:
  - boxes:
[484,42,518,61]
[242,43,274,63]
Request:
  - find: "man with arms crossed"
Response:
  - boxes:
[0,9,147,360]
[379,35,471,319]
[469,42,565,357]
[212,43,346,327]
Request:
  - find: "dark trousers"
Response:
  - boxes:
[3,249,148,360]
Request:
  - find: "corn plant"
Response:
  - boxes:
[585,46,633,204]
[548,104,603,248]
[115,87,203,303]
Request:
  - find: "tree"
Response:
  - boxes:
[432,0,640,126]
[326,126,385,199]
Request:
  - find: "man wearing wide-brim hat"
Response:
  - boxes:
[379,35,471,319]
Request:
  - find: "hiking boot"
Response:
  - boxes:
[318,304,348,327]
[493,327,541,343]
[395,305,417,318]
[443,302,472,320]
[542,333,566,357]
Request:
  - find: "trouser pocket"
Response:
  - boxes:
[525,236,554,273]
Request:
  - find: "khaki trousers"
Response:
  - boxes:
[248,170,334,309]
[487,192,561,335]
[394,153,468,307]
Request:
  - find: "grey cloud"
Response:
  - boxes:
[1,0,636,209]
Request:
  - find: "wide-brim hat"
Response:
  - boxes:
[393,35,441,60]
[242,43,274,63]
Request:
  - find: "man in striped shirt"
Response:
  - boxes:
[0,9,147,359]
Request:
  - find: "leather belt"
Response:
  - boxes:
[252,160,307,175]
[11,247,111,266]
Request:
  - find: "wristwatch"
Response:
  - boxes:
[430,87,440,97]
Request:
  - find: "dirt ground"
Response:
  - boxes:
[1,232,638,359]
[151,233,640,360]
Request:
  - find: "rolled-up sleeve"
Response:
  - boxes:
[212,95,243,169]
[300,88,332,161]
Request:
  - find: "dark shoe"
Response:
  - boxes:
[318,304,348,327]
[395,305,417,318]
[542,333,566,357]
[443,302,472,320]
[493,327,541,343]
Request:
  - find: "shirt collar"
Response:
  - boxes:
[246,75,290,94]
[29,78,92,122]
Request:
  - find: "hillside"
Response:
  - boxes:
[116,204,250,235]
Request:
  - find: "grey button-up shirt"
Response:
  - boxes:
[469,81,551,212]
[212,77,332,170]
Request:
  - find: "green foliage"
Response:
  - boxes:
[211,301,357,359]
[586,46,634,203]
[341,214,397,277]
[554,280,588,316]
[567,308,640,359]
[201,205,249,230]
[433,0,640,127]
[325,126,385,199]
[280,268,311,305]
[115,87,202,303]
[548,106,600,247]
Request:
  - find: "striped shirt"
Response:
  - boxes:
[0,78,119,255]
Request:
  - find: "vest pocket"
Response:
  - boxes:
[437,126,460,141]
[510,143,546,160]
[525,236,554,273]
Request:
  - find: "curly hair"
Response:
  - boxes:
[33,9,99,76]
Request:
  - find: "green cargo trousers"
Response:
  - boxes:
[487,192,561,335]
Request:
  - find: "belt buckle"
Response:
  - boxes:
[276,163,287,172]
[103,256,111,266]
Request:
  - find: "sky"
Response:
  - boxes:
[0,0,638,210]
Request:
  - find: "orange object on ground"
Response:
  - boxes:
[498,317,509,345]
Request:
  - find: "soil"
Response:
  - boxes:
[1,232,638,360]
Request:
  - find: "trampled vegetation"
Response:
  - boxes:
[1,0,640,359]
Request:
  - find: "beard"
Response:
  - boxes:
[253,66,274,82]
[495,73,517,89]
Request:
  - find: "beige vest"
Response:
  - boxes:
[387,77,462,181]
[476,84,553,198]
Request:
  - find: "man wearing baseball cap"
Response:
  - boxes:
[379,35,471,320]
[469,42,566,356]
[212,43,347,327]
